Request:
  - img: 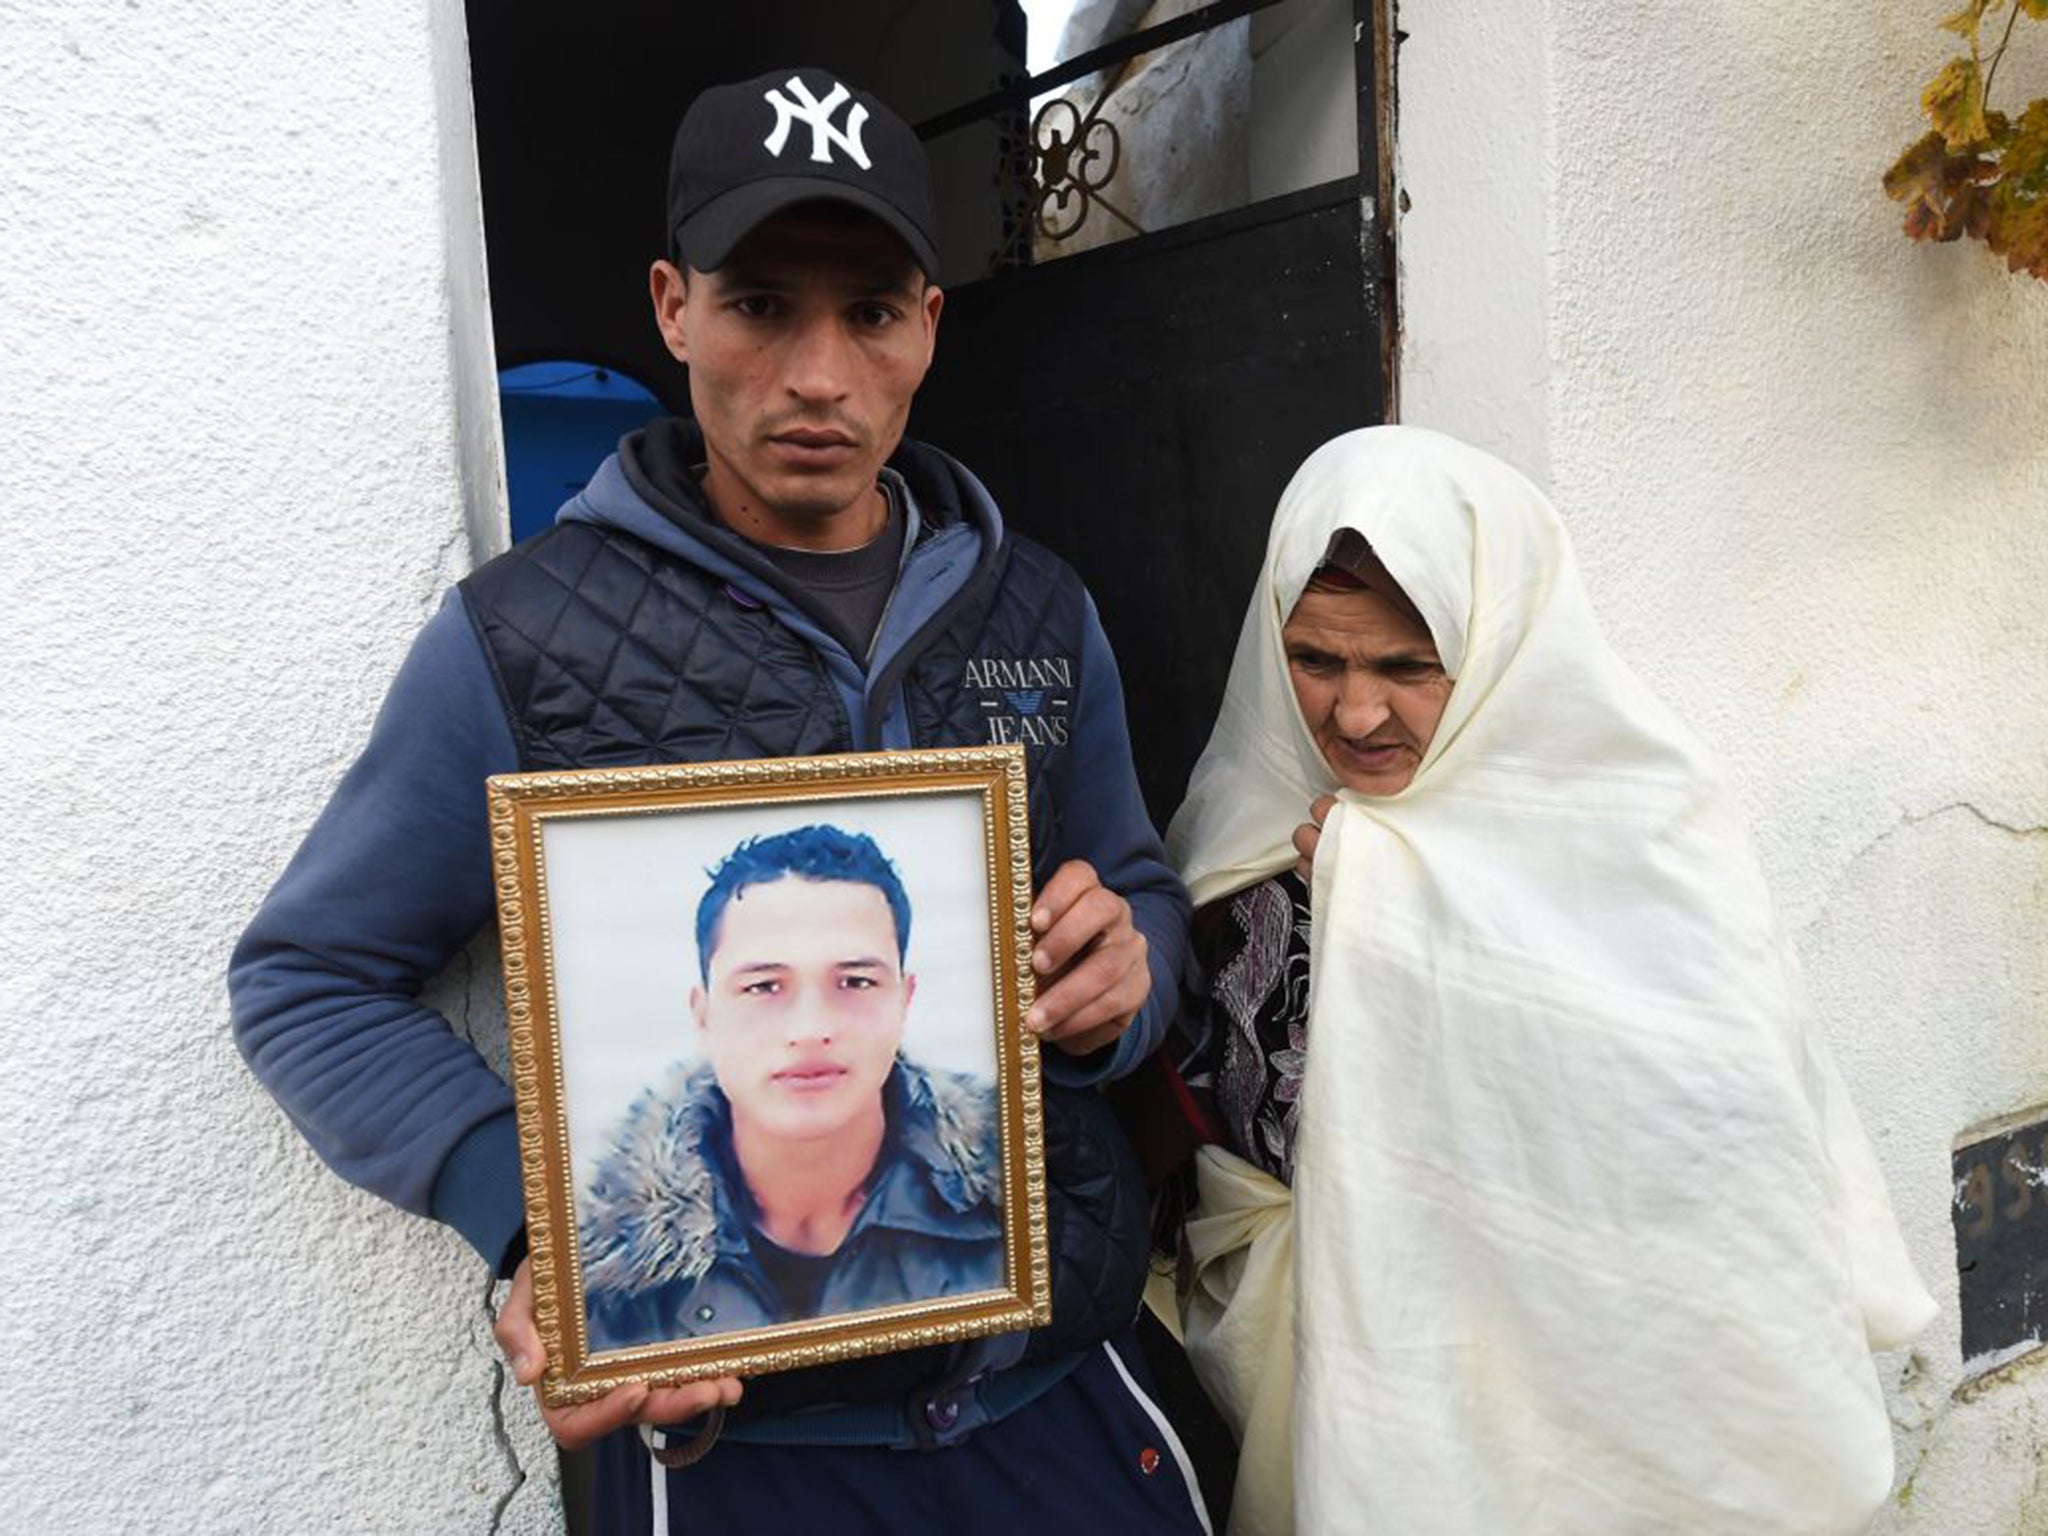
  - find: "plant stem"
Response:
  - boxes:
[1983,0,2024,106]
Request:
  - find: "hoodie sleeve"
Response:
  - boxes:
[1040,594,1193,1089]
[228,592,527,1274]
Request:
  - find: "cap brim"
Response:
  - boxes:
[675,177,939,279]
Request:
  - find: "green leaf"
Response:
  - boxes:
[1925,57,1992,149]
[1884,129,1999,241]
[2017,0,2048,20]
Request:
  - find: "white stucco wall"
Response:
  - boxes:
[9,0,2044,1528]
[1399,3,2048,1530]
[0,0,551,1530]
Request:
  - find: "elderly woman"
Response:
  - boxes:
[1163,427,1932,1535]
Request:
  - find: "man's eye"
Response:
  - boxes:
[840,974,879,990]
[853,302,898,329]
[739,978,782,996]
[732,295,780,318]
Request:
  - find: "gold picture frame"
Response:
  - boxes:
[488,745,1051,1408]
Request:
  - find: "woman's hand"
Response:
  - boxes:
[1292,794,1338,880]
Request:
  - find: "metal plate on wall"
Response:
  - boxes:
[1954,1113,2048,1373]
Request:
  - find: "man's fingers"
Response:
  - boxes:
[538,1374,745,1452]
[1041,979,1139,1047]
[502,1251,738,1451]
[1030,942,1131,1030]
[1030,933,1146,1039]
[1310,793,1338,823]
[1025,856,1147,1048]
[1050,1016,1126,1057]
[1029,859,1099,934]
[544,1381,651,1451]
[643,1376,744,1425]
[493,1257,546,1385]
[1031,885,1125,978]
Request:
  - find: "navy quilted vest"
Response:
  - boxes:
[460,520,1083,880]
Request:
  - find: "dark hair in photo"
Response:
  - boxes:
[695,824,913,981]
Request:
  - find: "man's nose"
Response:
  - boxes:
[1333,672,1391,736]
[784,317,853,403]
[786,987,835,1044]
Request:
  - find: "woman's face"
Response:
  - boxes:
[1282,581,1453,794]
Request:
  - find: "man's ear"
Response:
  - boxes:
[689,985,708,1032]
[918,283,944,369]
[901,973,916,1011]
[651,259,692,365]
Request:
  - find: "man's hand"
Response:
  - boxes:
[494,1256,742,1450]
[1292,794,1338,881]
[1027,859,1150,1057]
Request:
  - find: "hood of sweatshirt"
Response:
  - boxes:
[567,417,999,637]
[555,416,1005,748]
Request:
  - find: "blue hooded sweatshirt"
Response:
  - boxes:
[229,424,1189,1294]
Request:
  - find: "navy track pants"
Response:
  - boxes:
[588,1336,1214,1535]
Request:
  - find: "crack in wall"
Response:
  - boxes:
[1856,801,2048,864]
[444,945,477,1046]
[1889,1349,1942,1512]
[1943,803,2048,841]
[422,518,472,623]
[1801,800,2048,935]
[482,1271,530,1535]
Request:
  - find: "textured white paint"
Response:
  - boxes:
[1399,4,2048,1530]
[8,0,2044,1526]
[1394,0,1555,483]
[0,0,551,1529]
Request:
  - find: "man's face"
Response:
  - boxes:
[651,206,943,548]
[1282,583,1453,795]
[691,875,913,1147]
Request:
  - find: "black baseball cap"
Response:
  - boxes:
[666,67,940,279]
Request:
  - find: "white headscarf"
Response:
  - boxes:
[1169,427,1933,1534]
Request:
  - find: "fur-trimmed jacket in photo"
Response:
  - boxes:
[578,1055,1004,1354]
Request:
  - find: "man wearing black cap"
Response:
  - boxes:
[230,67,1207,1532]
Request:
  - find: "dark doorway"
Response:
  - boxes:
[463,0,1391,820]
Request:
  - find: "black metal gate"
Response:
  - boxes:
[909,0,1394,821]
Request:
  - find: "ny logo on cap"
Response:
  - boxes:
[762,76,872,169]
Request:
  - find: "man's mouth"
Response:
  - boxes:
[767,427,860,465]
[773,1060,850,1092]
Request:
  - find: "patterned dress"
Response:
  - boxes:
[1179,870,1313,1187]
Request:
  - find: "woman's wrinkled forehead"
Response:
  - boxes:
[1307,530,1433,636]
[1274,519,1468,677]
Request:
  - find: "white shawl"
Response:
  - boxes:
[1168,427,1933,1535]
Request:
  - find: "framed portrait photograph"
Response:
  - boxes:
[487,745,1050,1406]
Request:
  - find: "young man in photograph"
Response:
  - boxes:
[579,824,1004,1349]
[229,66,1206,1532]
